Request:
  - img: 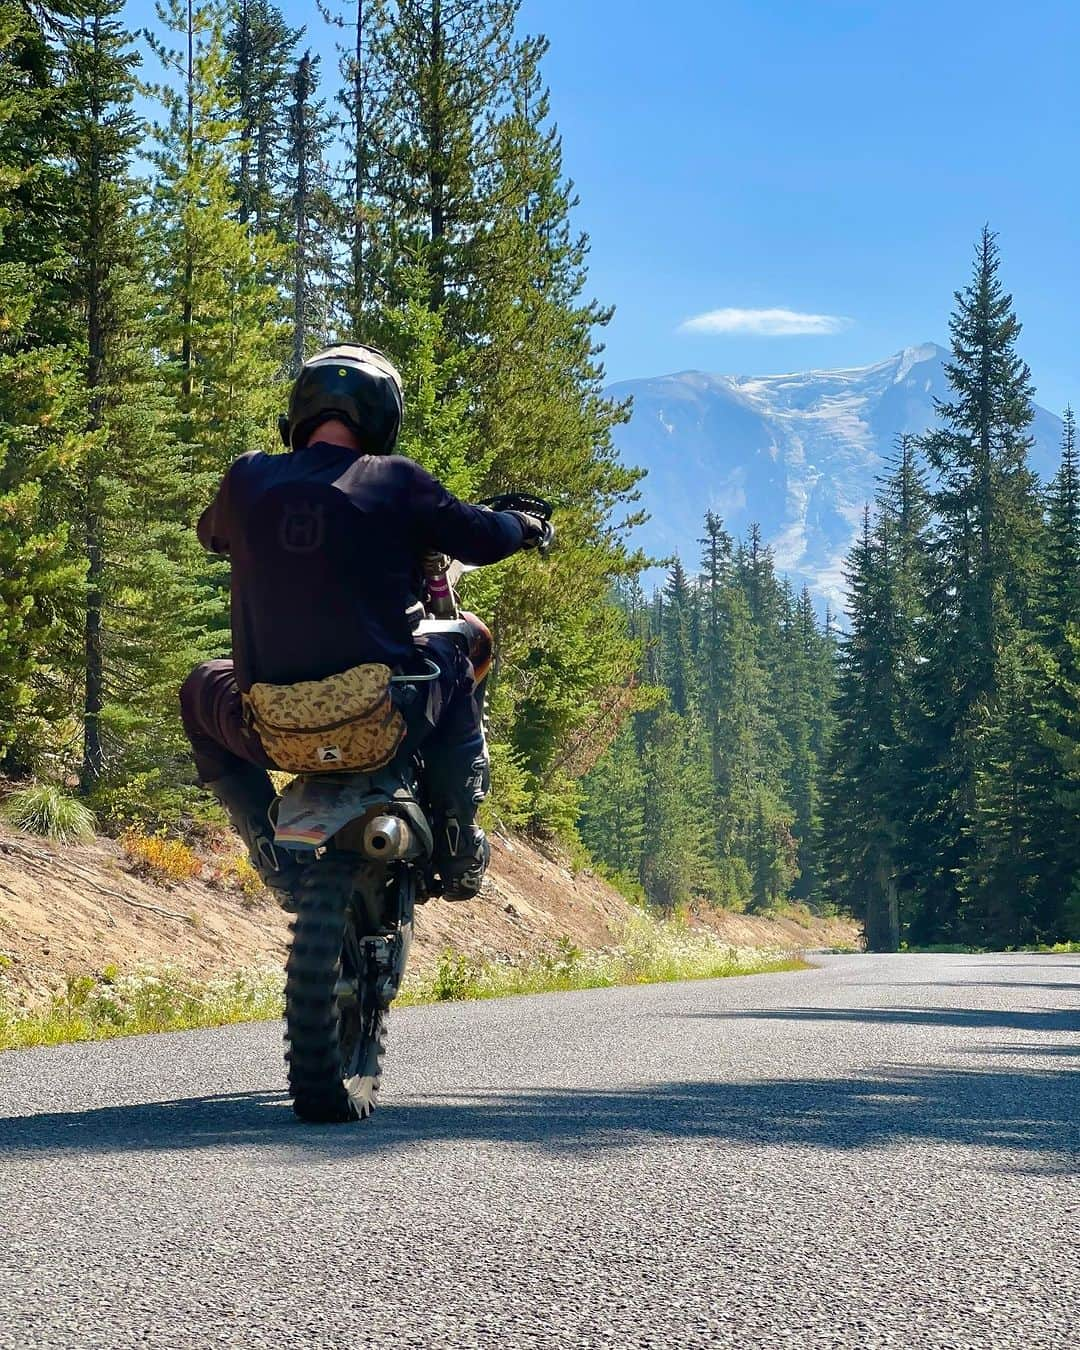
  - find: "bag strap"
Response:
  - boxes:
[390,658,441,685]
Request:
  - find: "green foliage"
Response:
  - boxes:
[224,0,300,233]
[354,3,645,830]
[0,783,97,843]
[0,1,87,773]
[0,935,805,1050]
[145,0,288,507]
[582,535,836,915]
[0,965,283,1050]
[824,231,1076,950]
[0,0,644,839]
[398,917,807,1006]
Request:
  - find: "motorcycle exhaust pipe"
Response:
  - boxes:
[362,814,412,861]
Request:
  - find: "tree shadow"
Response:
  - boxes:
[957,1042,1079,1059]
[958,961,1080,969]
[685,1005,1080,1034]
[879,981,1080,993]
[1,1064,1075,1173]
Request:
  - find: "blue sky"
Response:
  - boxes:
[135,0,1080,414]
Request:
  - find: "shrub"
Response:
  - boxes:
[120,829,202,884]
[0,784,97,844]
[428,950,483,1001]
[89,771,200,835]
[214,854,265,903]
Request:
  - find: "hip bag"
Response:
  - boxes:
[243,663,407,774]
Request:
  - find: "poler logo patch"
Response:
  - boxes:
[318,746,343,764]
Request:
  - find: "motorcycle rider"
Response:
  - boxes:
[179,344,550,900]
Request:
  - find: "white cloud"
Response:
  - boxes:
[679,307,852,337]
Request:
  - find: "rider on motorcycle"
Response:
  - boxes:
[179,344,550,900]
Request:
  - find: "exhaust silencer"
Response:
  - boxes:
[362,814,413,861]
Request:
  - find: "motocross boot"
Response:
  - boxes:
[208,765,303,899]
[436,817,491,901]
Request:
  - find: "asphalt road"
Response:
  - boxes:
[1,953,1077,1350]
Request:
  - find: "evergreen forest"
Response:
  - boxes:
[1,2,1077,950]
[582,230,1080,951]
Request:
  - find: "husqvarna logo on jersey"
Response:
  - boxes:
[279,502,325,553]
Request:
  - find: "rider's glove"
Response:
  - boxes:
[509,511,555,553]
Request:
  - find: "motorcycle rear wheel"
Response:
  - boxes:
[284,855,388,1123]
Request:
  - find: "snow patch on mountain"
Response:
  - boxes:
[607,344,1063,614]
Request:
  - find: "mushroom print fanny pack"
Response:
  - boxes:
[243,664,407,774]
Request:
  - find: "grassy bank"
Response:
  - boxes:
[0,966,284,1052]
[0,914,806,1052]
[399,914,806,1004]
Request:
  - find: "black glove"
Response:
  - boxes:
[509,511,555,554]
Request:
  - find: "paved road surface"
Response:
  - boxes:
[1,953,1077,1349]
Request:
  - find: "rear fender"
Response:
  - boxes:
[274,768,433,858]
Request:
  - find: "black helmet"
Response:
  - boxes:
[280,344,403,453]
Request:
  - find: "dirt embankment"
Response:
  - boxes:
[0,826,860,1006]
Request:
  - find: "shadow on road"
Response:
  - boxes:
[958,1042,1079,1059]
[1,1063,1075,1172]
[879,981,1080,993]
[687,1004,1080,1034]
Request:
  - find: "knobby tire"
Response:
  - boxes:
[285,854,387,1123]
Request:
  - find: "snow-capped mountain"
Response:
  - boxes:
[607,343,1064,613]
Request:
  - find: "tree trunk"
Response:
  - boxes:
[181,1,194,418]
[350,0,364,326]
[427,0,446,311]
[81,515,105,790]
[291,53,310,374]
[80,6,106,792]
[236,0,252,224]
[865,856,900,952]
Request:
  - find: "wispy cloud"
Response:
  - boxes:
[679,307,852,337]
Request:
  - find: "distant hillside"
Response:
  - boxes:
[608,344,1064,612]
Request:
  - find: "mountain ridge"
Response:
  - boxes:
[607,344,1064,612]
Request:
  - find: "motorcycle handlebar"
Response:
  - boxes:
[478,491,554,522]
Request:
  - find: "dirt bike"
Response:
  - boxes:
[271,493,553,1123]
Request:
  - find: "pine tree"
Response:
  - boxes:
[1028,409,1080,937]
[783,587,832,902]
[660,559,695,716]
[922,226,1042,668]
[64,0,143,786]
[145,0,288,512]
[61,0,206,801]
[319,0,375,325]
[351,4,644,828]
[360,0,520,321]
[1042,408,1079,660]
[0,0,85,772]
[823,505,912,948]
[224,0,301,232]
[639,708,717,910]
[907,228,1044,944]
[711,576,784,908]
[1038,626,1080,940]
[473,30,644,825]
[284,49,337,369]
[579,723,645,885]
[963,632,1056,946]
